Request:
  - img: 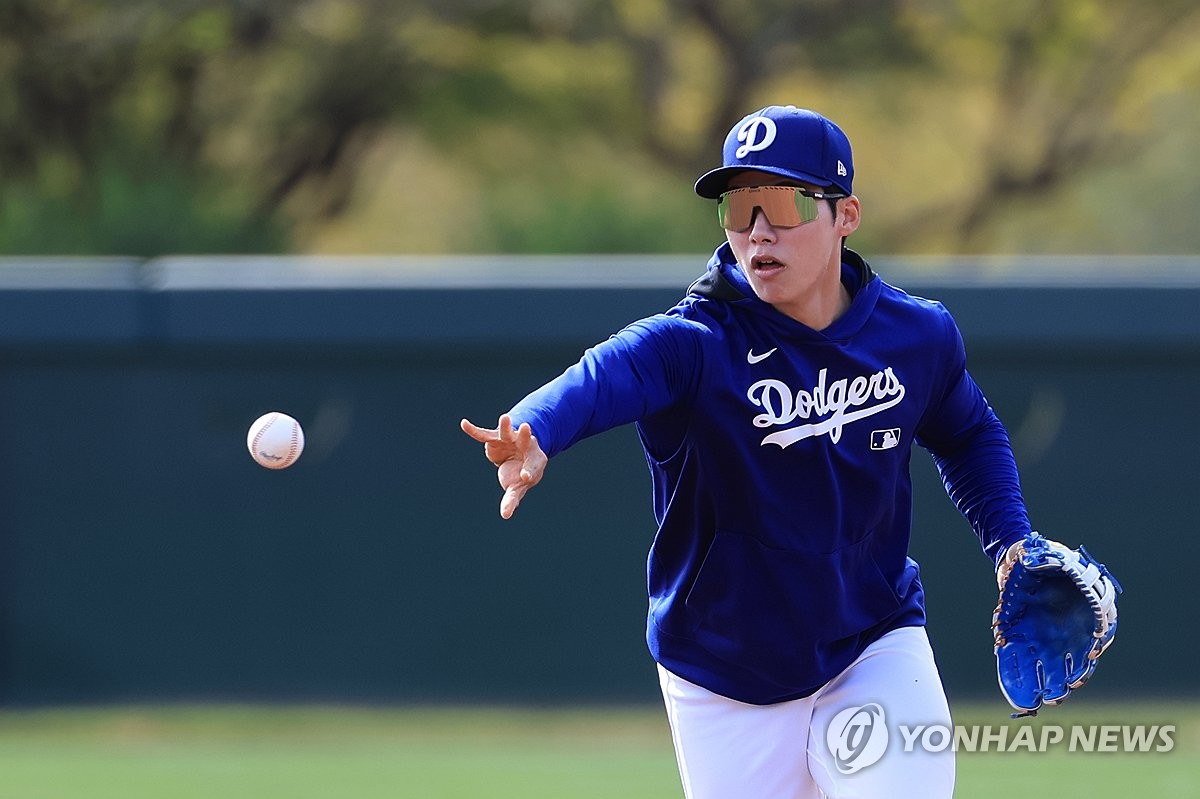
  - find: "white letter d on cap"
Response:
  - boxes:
[736,116,777,159]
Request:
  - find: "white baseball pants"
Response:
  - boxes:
[657,626,955,799]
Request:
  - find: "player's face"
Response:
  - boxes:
[722,170,860,329]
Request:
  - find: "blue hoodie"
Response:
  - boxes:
[509,245,1030,704]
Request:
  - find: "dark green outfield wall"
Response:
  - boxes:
[0,256,1196,705]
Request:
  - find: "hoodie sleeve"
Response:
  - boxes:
[914,307,1032,566]
[507,314,704,458]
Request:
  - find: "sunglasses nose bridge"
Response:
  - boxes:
[746,204,770,231]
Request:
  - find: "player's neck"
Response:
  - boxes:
[775,271,852,331]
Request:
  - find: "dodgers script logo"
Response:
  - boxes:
[735,115,777,159]
[748,367,905,448]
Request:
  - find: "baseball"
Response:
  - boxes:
[247,412,305,469]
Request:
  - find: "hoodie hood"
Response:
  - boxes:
[689,243,875,301]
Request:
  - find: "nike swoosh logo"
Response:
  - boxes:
[747,347,778,364]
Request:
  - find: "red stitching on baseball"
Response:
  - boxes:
[252,416,273,460]
[288,422,299,465]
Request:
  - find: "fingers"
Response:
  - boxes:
[460,416,499,443]
[463,415,547,519]
[497,424,546,519]
[500,483,527,520]
[462,415,517,467]
[461,414,519,446]
[513,421,533,478]
[516,423,547,483]
[497,457,534,518]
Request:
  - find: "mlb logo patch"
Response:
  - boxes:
[870,429,901,451]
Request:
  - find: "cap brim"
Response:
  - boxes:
[694,165,832,198]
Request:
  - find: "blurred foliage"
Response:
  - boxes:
[0,0,1198,256]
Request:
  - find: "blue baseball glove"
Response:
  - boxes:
[992,532,1122,717]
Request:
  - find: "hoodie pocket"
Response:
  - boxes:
[683,529,902,674]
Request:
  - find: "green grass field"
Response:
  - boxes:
[0,701,1194,798]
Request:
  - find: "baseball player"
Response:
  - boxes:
[461,105,1040,798]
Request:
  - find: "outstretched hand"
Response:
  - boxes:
[460,414,548,519]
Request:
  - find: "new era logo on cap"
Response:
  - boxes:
[695,105,855,198]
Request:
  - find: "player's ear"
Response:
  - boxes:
[836,195,861,237]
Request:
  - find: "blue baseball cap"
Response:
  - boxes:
[694,105,854,198]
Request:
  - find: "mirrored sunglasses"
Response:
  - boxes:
[717,186,847,232]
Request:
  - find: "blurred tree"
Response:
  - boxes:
[0,0,287,254]
[614,0,922,175]
[0,0,1198,255]
[882,0,1200,252]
